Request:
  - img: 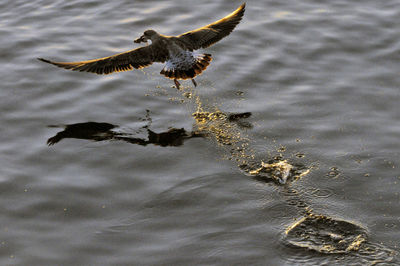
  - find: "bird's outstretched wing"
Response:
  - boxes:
[176,3,245,50]
[38,44,169,75]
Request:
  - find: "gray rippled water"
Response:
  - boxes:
[1,0,399,265]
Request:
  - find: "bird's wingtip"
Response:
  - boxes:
[235,3,246,14]
[37,57,51,63]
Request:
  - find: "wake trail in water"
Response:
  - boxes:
[173,84,398,263]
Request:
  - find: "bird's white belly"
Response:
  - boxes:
[164,51,199,71]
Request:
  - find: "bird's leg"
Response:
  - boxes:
[174,79,181,90]
[191,79,197,87]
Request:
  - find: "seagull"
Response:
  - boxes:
[38,3,245,89]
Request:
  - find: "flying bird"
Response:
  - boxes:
[38,3,245,89]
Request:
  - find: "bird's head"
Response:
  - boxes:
[134,29,158,44]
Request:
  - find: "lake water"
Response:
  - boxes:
[1,0,399,265]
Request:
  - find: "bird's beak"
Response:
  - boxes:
[134,35,146,43]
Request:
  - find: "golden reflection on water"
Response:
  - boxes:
[272,11,292,19]
[191,90,254,165]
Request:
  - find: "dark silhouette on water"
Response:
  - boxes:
[47,110,253,147]
[47,122,117,145]
[47,122,205,147]
[38,3,245,89]
[227,111,253,129]
[227,112,252,121]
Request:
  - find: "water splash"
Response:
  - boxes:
[187,88,308,184]
[284,212,368,254]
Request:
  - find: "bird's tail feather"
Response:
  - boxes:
[160,54,212,80]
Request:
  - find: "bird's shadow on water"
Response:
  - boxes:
[47,121,204,147]
[46,110,253,148]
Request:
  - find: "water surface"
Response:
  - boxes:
[1,0,399,265]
